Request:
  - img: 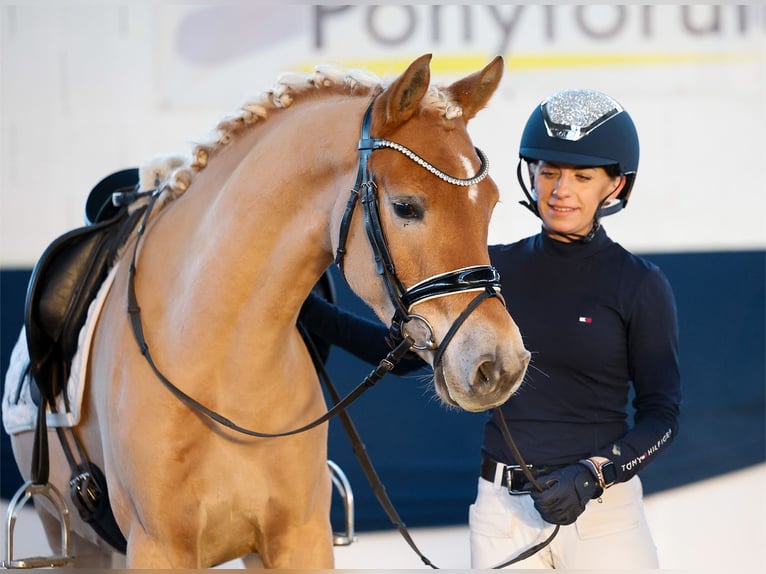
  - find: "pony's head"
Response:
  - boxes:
[334,54,529,412]
[129,54,529,413]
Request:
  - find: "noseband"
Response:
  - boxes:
[335,98,504,360]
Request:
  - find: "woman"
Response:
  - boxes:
[470,88,681,569]
[299,88,681,569]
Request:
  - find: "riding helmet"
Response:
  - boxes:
[518,88,639,217]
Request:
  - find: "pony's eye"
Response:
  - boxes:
[392,201,422,220]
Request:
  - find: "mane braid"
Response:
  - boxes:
[142,65,464,209]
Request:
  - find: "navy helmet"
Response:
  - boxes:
[517,88,639,218]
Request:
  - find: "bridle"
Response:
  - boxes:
[335,97,505,364]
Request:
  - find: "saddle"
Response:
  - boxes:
[24,168,143,554]
[25,169,142,406]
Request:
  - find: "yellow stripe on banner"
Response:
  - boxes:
[297,52,763,77]
[505,52,762,70]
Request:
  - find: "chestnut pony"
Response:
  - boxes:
[8,54,529,568]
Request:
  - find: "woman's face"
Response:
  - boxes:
[531,161,625,242]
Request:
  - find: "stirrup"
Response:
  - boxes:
[328,460,355,546]
[1,480,73,568]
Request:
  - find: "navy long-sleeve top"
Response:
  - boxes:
[299,225,681,484]
[485,226,681,483]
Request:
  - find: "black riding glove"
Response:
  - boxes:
[529,463,599,525]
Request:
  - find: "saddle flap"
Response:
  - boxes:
[29,224,112,345]
[24,205,144,401]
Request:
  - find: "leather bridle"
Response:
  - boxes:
[335,97,505,365]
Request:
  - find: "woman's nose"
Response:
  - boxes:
[552,181,569,197]
[551,173,574,197]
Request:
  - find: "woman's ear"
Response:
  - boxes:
[607,175,626,201]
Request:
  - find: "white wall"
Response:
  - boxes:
[2,2,765,266]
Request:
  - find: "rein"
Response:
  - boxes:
[125,95,503,438]
[126,192,415,438]
[300,323,557,569]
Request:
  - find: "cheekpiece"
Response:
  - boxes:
[541,89,623,142]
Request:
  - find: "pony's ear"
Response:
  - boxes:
[447,56,504,121]
[376,53,432,131]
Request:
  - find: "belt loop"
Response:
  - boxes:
[493,462,504,488]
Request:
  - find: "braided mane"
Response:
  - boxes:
[140,64,464,207]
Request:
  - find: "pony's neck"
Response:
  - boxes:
[145,95,364,333]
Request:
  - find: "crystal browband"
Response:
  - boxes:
[360,138,490,187]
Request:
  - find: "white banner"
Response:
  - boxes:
[1,3,764,265]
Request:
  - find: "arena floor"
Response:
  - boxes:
[2,462,763,571]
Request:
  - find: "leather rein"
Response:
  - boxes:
[124,96,556,566]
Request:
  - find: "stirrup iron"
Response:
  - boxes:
[328,460,355,546]
[1,480,73,568]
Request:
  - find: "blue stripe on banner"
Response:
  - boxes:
[1,251,764,531]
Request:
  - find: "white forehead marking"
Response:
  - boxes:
[459,154,480,203]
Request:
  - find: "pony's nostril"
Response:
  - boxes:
[471,357,527,397]
[471,361,496,391]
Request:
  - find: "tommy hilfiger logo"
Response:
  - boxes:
[578,316,593,324]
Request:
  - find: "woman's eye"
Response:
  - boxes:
[393,201,422,220]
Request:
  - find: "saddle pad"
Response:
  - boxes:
[2,263,119,435]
